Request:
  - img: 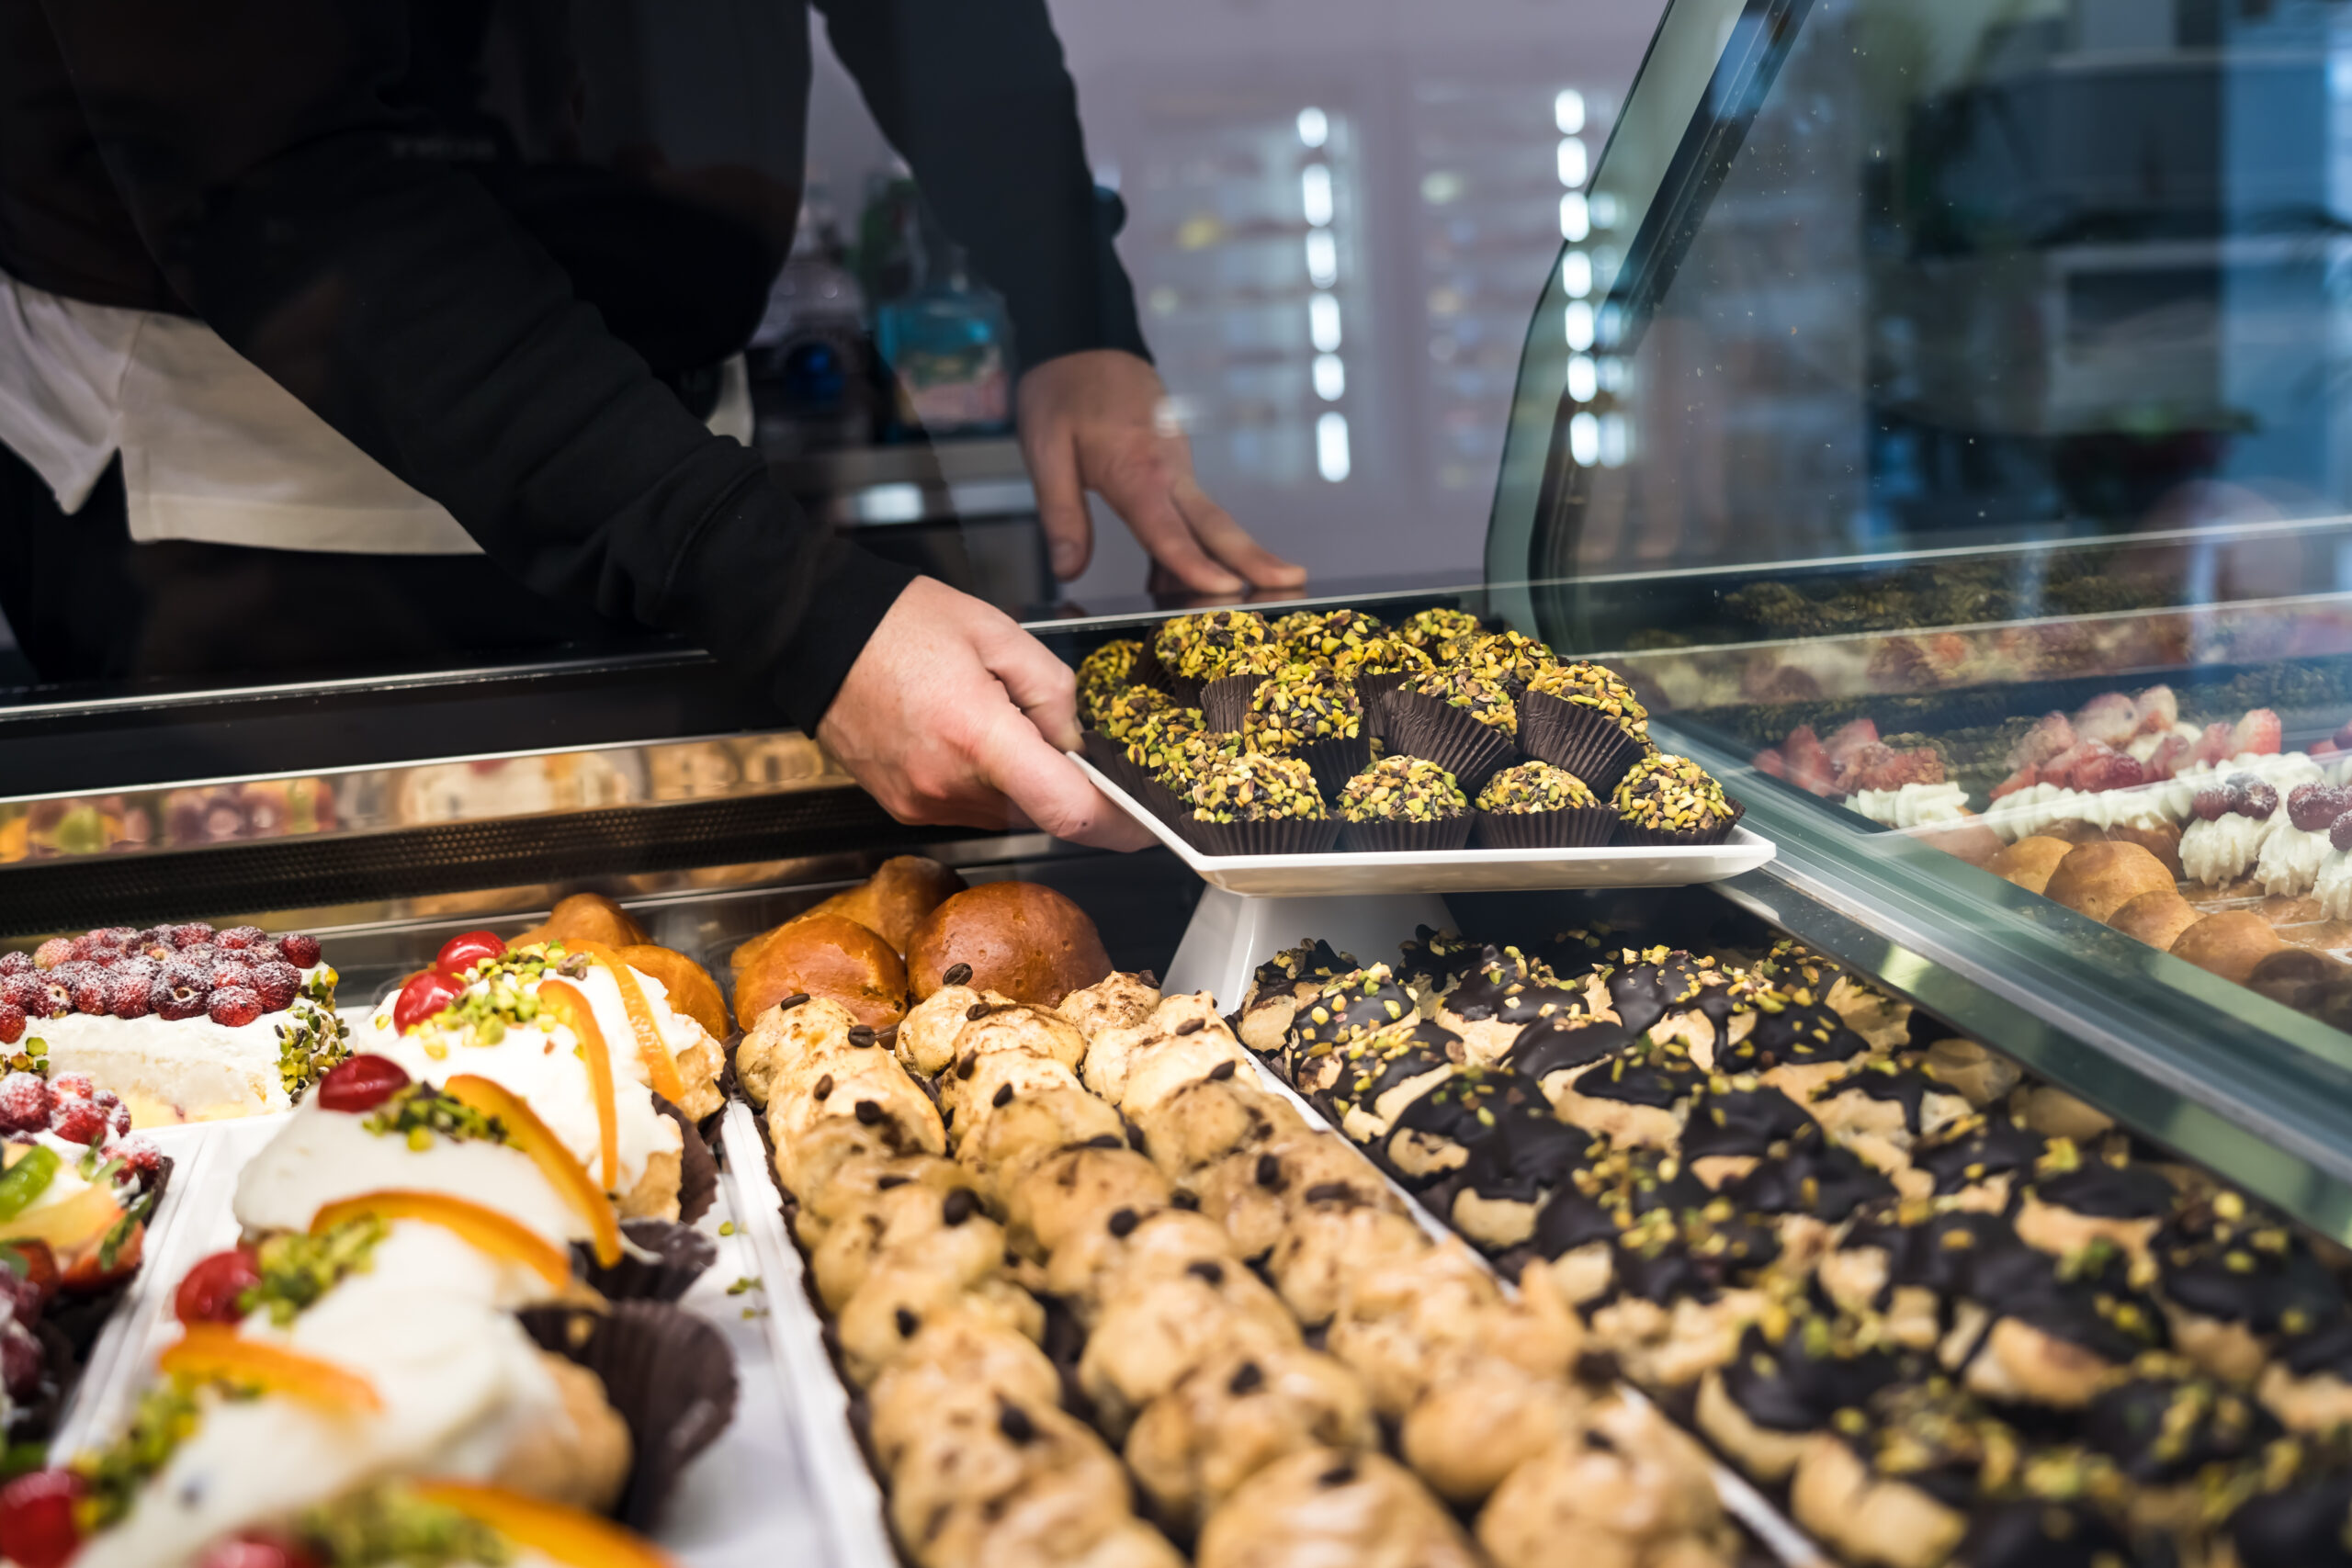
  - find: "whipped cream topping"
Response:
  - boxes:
[356,961,681,1201]
[31,972,339,1127]
[232,1102,586,1249]
[2181,811,2280,886]
[2256,825,2335,897]
[2318,850,2352,921]
[1847,783,1971,830]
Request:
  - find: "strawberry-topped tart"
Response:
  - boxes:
[0,923,344,1126]
[356,933,723,1222]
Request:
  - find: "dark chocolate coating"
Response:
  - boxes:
[2082,1370,2278,1484]
[1959,1500,2141,1568]
[1503,1010,1638,1084]
[2161,1226,2345,1336]
[1566,1043,1703,1111]
[1607,952,1740,1049]
[1532,1186,1623,1258]
[1729,1136,1894,1223]
[1251,940,1352,1000]
[1288,964,1419,1058]
[1718,1318,1904,1433]
[1454,1097,1595,1202]
[1611,1212,1781,1303]
[1721,1000,1871,1076]
[2030,1160,2178,1222]
[1963,1240,2166,1366]
[1916,1115,2049,1198]
[2229,1470,2352,1568]
[1396,925,1484,987]
[1380,1066,1551,1188]
[2281,1317,2352,1379]
[1439,944,1584,1030]
[1841,1210,2018,1303]
[1679,1079,1816,1163]
[1322,1019,1465,1131]
[1816,1063,1955,1135]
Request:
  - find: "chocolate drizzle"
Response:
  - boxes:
[1502,1010,1637,1085]
[2082,1366,2278,1484]
[1438,945,1584,1029]
[1288,964,1419,1054]
[1562,1041,1703,1111]
[1383,1066,1553,1182]
[1717,1316,1904,1434]
[2160,1225,2345,1335]
[1678,1078,1816,1163]
[1250,940,1353,1001]
[2230,1469,2352,1568]
[1915,1115,2050,1198]
[1722,999,1870,1076]
[2030,1160,2178,1222]
[1816,1062,1957,1135]
[1322,1019,1465,1129]
[1960,1500,2139,1568]
[1728,1136,1894,1222]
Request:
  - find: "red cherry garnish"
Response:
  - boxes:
[198,1534,322,1568]
[435,931,507,978]
[391,970,464,1033]
[174,1247,261,1325]
[0,1469,85,1568]
[314,1055,411,1113]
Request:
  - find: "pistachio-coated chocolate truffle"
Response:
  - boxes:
[1476,761,1598,813]
[1155,729,1243,790]
[1124,707,1204,774]
[1330,634,1436,682]
[1077,640,1143,725]
[1451,628,1556,689]
[1156,609,1270,681]
[1526,660,1652,739]
[1614,754,1733,833]
[1098,684,1177,741]
[1274,607,1385,662]
[1399,606,1485,655]
[1405,669,1518,735]
[1243,664,1363,750]
[1338,756,1466,824]
[1188,752,1327,822]
[1199,638,1289,687]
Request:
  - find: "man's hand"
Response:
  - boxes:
[817,577,1154,851]
[1018,350,1307,594]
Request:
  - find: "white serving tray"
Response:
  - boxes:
[1075,756,1776,896]
[51,1110,854,1568]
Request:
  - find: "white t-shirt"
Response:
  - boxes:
[0,272,751,554]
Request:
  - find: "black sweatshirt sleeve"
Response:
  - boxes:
[814,0,1149,369]
[32,0,916,732]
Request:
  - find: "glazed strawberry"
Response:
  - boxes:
[107,967,153,1021]
[149,960,209,1021]
[208,987,263,1028]
[392,969,464,1033]
[247,960,300,1011]
[2290,784,2350,832]
[168,922,213,950]
[2192,788,2230,822]
[2188,722,2237,769]
[48,1100,104,1145]
[0,1004,20,1048]
[0,1324,40,1400]
[0,976,40,1015]
[2143,733,2192,781]
[174,1247,261,1325]
[435,930,506,977]
[277,932,322,967]
[314,1055,410,1113]
[28,940,71,972]
[0,953,26,979]
[0,1468,83,1568]
[1987,765,2038,800]
[2232,708,2282,757]
[2132,684,2178,734]
[62,964,109,1016]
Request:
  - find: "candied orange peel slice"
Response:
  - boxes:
[411,1482,675,1567]
[444,1073,623,1267]
[561,940,690,1107]
[311,1190,571,1290]
[532,978,621,1198]
[159,1324,382,1415]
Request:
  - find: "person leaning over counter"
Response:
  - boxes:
[0,0,1304,848]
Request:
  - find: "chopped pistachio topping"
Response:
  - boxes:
[1398,606,1484,656]
[1154,729,1245,790]
[1329,634,1435,682]
[243,1213,391,1326]
[1200,639,1289,685]
[1339,756,1466,824]
[1526,660,1653,739]
[1405,669,1518,734]
[1242,664,1363,750]
[1098,684,1178,741]
[299,1483,514,1567]
[1476,760,1600,813]
[1156,609,1270,680]
[1188,753,1328,823]
[75,1380,204,1532]
[1449,628,1557,688]
[1613,753,1733,833]
[360,1082,503,1145]
[1274,607,1385,662]
[1076,640,1143,724]
[1124,707,1206,774]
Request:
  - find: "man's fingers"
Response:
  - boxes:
[978,616,1084,753]
[1101,468,1244,595]
[976,706,1156,851]
[1173,477,1307,589]
[1026,428,1095,581]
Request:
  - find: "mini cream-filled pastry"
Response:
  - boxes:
[1236,941,1357,1054]
[1476,1395,1739,1568]
[2011,1138,2180,1266]
[1196,1447,1482,1568]
[1790,1381,2011,1568]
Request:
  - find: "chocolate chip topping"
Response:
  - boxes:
[812,1073,833,1101]
[1107,1207,1139,1237]
[1303,1181,1355,1204]
[1227,1359,1264,1394]
[1316,1462,1358,1488]
[990,1083,1014,1109]
[1188,1260,1226,1285]
[894,1307,919,1337]
[996,1402,1036,1444]
[1255,1153,1285,1190]
[854,1100,884,1124]
[941,1189,978,1226]
[942,962,973,987]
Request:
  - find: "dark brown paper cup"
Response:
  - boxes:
[1202,672,1267,732]
[1385,692,1519,794]
[1611,799,1746,848]
[1341,815,1474,852]
[1517,692,1650,798]
[576,1218,719,1303]
[1185,815,1342,856]
[1473,806,1618,849]
[1283,733,1374,803]
[521,1300,740,1530]
[1134,642,1180,698]
[653,1096,718,1226]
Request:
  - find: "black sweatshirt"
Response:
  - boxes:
[0,0,1147,729]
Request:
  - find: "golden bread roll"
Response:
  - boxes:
[2104,820,2184,879]
[2108,890,2200,951]
[513,891,648,950]
[2168,909,2285,985]
[802,855,967,953]
[1987,836,2072,896]
[731,912,908,1032]
[907,880,1114,1006]
[2043,840,2175,924]
[616,943,730,1038]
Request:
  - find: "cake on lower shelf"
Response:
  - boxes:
[0,924,345,1126]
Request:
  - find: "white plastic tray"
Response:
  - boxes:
[51,1110,847,1568]
[1075,755,1776,896]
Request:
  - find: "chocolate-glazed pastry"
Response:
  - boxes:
[1446,1091,1596,1251]
[1376,1064,1553,1188]
[1939,1235,2168,1409]
[1808,1059,1974,1180]
[1546,1037,1705,1149]
[1695,1304,1907,1483]
[1954,1496,2141,1568]
[1236,939,1357,1055]
[2154,1190,2346,1385]
[1790,1378,2018,1568]
[1913,1113,2052,1213]
[2013,1137,2181,1266]
[1755,937,1913,1051]
[1498,1009,1640,1101]
[1818,1205,2017,1351]
[1678,1073,1818,1189]
[1320,1017,1465,1145]
[2225,1455,2352,1568]
[2263,1320,2352,1434]
[1569,945,1744,1059]
[1395,924,1484,998]
[1433,944,1586,1066]
[1729,1132,1897,1270]
[1527,1147,1711,1305]
[1717,987,1876,1102]
[2081,1353,2278,1531]
[1589,1202,1785,1391]
[1283,963,1419,1091]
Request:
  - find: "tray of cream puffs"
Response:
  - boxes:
[1228,924,2352,1568]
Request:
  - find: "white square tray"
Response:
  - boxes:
[1075,755,1776,896]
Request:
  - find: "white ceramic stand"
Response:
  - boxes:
[1163,885,1456,1011]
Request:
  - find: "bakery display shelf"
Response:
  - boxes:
[49,1107,832,1567]
[1075,754,1775,897]
[1666,717,2352,1244]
